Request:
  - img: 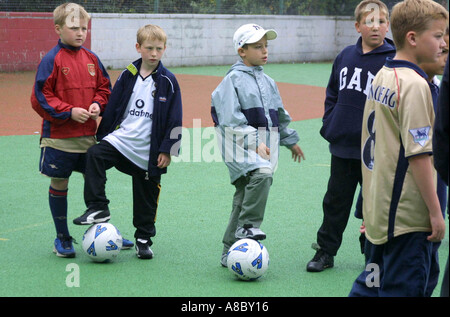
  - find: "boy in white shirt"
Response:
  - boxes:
[73,25,182,259]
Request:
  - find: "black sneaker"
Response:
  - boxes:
[135,239,154,259]
[306,243,334,272]
[73,208,111,225]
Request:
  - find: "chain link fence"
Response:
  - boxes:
[3,0,448,16]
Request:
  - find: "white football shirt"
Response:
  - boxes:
[104,75,155,170]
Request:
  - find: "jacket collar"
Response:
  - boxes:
[228,60,264,76]
[58,39,82,51]
[385,57,428,80]
[129,58,164,79]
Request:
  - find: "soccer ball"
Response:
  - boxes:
[227,238,269,280]
[82,223,123,262]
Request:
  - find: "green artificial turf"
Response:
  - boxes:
[0,120,447,299]
[169,62,332,87]
[0,63,447,302]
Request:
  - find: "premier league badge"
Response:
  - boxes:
[409,126,430,147]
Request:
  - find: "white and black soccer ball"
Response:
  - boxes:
[82,223,123,262]
[227,238,269,280]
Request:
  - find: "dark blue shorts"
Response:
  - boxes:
[39,147,87,178]
[348,232,434,297]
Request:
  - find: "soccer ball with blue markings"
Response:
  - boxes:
[227,238,269,280]
[82,223,123,262]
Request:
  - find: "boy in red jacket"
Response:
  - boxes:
[31,3,111,257]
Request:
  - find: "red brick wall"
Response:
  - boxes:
[0,12,91,72]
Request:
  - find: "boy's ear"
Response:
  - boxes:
[54,24,62,35]
[237,47,246,58]
[355,21,362,34]
[406,31,417,48]
[135,42,141,53]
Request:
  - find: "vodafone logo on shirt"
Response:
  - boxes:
[129,99,153,119]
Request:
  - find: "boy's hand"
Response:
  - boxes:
[157,153,171,169]
[71,107,91,123]
[88,103,101,120]
[256,142,270,160]
[428,212,446,242]
[290,144,305,163]
[409,155,446,243]
[359,221,366,234]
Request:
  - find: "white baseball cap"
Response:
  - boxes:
[233,23,278,52]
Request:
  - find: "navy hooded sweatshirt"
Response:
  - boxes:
[320,37,396,159]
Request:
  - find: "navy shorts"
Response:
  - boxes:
[39,147,87,179]
[348,232,434,297]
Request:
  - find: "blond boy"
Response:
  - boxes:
[73,25,182,259]
[350,0,448,296]
[308,0,395,272]
[31,3,111,257]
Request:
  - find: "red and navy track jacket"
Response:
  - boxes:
[31,40,111,139]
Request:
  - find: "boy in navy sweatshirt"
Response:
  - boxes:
[306,0,396,272]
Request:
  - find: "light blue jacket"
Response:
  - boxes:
[211,60,299,183]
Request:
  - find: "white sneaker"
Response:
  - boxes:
[221,253,228,267]
[235,226,266,240]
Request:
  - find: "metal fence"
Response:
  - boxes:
[4,0,449,15]
[1,0,448,15]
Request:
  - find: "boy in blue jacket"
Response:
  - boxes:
[307,0,396,272]
[73,25,182,259]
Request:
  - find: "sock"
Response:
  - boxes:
[49,186,69,237]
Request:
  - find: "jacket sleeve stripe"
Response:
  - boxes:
[32,46,71,121]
